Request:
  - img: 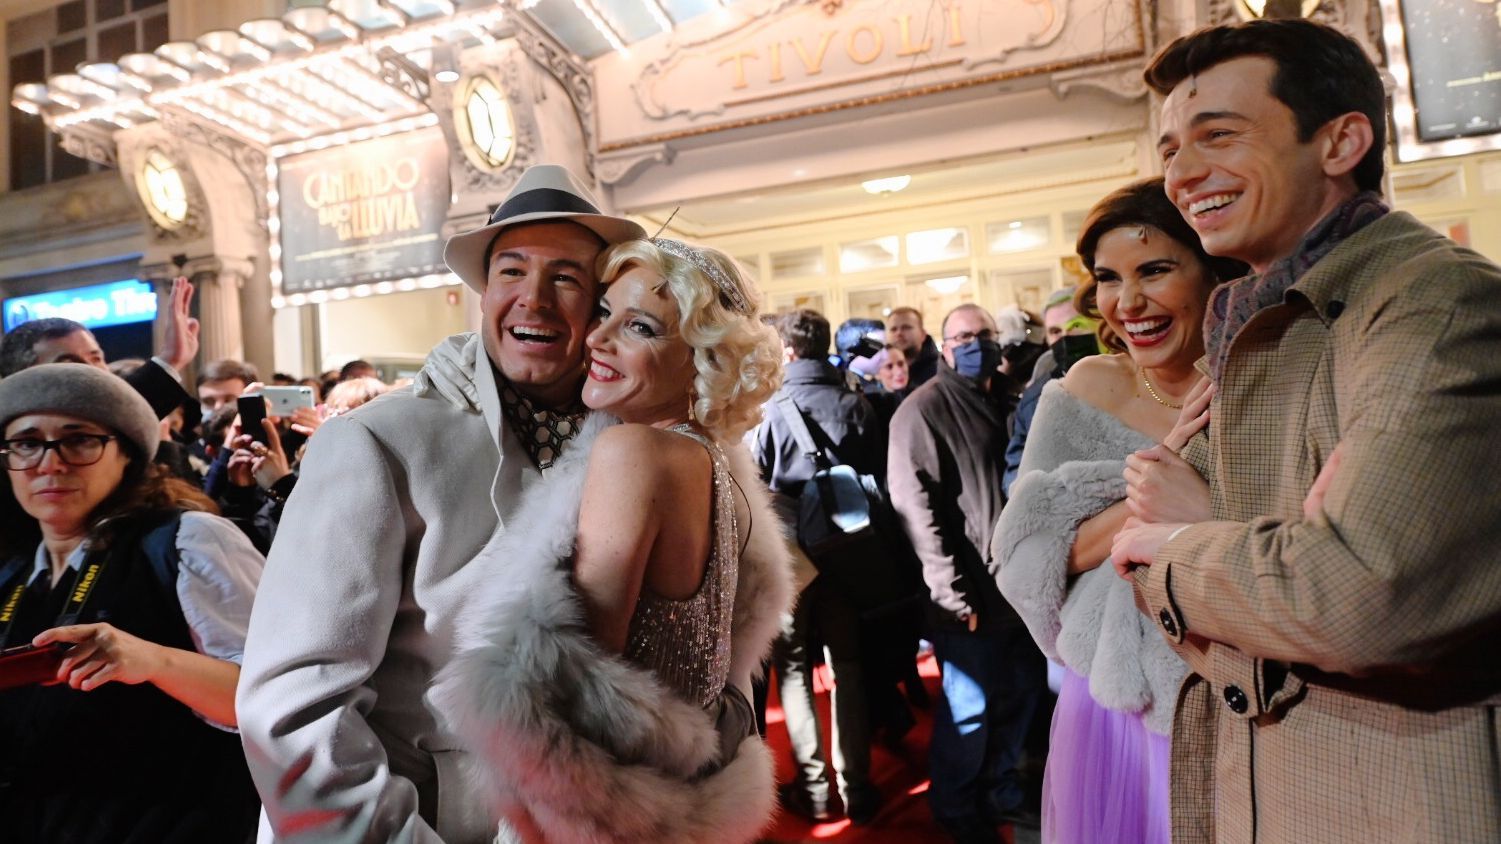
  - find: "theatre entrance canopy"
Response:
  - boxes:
[13,0,1163,278]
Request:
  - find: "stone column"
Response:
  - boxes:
[186,255,254,364]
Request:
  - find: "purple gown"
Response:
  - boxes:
[1042,668,1172,844]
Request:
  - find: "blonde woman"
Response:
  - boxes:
[434,239,792,843]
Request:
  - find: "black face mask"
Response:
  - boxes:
[1050,334,1100,378]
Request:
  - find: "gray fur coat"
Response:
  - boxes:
[433,413,792,843]
[990,381,1186,735]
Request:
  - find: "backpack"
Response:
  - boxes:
[774,395,921,615]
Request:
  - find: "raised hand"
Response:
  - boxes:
[158,277,200,372]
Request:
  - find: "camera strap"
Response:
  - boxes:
[0,561,27,650]
[0,554,108,650]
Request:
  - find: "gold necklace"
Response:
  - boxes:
[1140,369,1183,409]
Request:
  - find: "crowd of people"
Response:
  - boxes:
[0,18,1497,844]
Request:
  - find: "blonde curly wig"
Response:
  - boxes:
[597,240,783,443]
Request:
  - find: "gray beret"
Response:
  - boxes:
[0,363,160,462]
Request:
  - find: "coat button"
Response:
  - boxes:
[1224,685,1249,714]
[1158,608,1178,637]
[1327,300,1345,319]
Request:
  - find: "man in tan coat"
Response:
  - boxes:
[1111,20,1501,843]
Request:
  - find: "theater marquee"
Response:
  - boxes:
[276,127,452,294]
[593,0,1146,151]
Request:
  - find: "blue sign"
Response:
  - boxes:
[3,280,158,333]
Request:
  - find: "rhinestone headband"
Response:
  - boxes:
[651,237,753,315]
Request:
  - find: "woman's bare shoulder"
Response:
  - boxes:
[588,424,709,488]
[1059,353,1134,414]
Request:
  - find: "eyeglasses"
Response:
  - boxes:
[943,328,996,346]
[1,435,117,471]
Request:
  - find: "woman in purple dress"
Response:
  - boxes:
[991,178,1246,843]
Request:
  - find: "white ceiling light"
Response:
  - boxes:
[431,43,459,83]
[924,275,969,295]
[862,175,911,195]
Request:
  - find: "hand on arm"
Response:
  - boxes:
[1161,377,1212,453]
[1111,519,1188,579]
[35,623,240,725]
[1124,444,1211,525]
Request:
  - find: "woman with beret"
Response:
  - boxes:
[0,362,263,842]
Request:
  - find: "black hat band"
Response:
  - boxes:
[490,187,600,224]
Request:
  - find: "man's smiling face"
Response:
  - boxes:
[480,221,605,408]
[1158,55,1351,274]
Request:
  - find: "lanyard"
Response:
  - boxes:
[0,556,107,650]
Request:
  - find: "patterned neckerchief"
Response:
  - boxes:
[1203,190,1389,382]
[496,379,586,471]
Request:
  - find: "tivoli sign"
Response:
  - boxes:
[593,0,1145,151]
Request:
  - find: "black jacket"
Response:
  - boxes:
[905,337,942,391]
[888,366,1017,632]
[754,358,885,495]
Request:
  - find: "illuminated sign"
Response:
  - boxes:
[1380,0,1501,160]
[276,127,451,294]
[3,280,157,332]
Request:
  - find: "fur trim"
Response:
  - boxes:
[990,383,1186,735]
[435,414,791,843]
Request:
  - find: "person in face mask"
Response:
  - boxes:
[1003,290,1104,494]
[887,303,1046,840]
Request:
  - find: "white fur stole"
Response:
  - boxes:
[433,413,790,843]
[990,382,1187,735]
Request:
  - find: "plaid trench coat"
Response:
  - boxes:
[1134,212,1501,843]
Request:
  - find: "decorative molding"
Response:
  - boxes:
[512,15,596,157]
[58,127,118,168]
[595,144,676,186]
[597,0,1147,151]
[159,108,270,231]
[377,46,433,102]
[598,47,1148,152]
[629,0,805,122]
[1049,60,1150,102]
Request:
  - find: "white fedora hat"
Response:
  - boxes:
[444,164,646,293]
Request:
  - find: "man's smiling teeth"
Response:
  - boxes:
[510,326,560,341]
[1124,317,1171,336]
[1189,193,1240,216]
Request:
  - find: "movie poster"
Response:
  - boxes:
[277,128,451,293]
[1398,0,1501,142]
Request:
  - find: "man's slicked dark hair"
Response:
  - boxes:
[1144,19,1386,192]
[776,309,831,361]
[0,317,90,377]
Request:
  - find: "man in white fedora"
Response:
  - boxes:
[237,165,645,842]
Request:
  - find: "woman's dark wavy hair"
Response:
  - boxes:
[1073,177,1249,353]
[0,436,217,561]
[1144,19,1386,193]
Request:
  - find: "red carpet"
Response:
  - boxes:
[760,656,1024,844]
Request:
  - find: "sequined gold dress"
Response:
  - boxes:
[623,423,740,709]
